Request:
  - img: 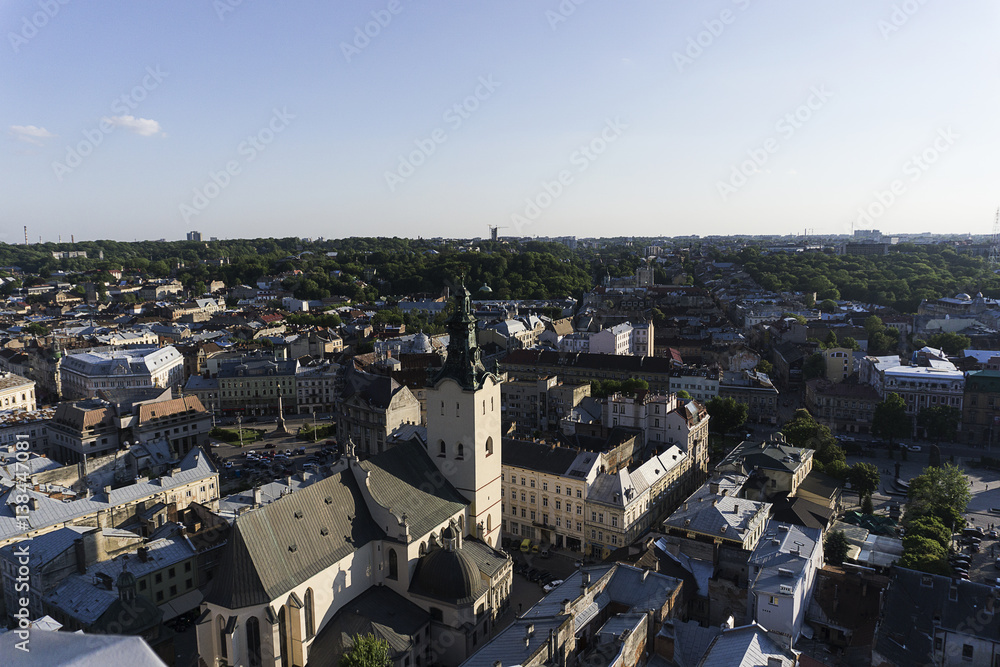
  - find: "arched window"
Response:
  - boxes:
[439,440,446,456]
[457,443,464,459]
[487,514,492,533]
[419,542,426,556]
[217,615,228,661]
[305,588,315,640]
[485,436,494,457]
[246,616,262,667]
[278,606,288,667]
[456,402,460,417]
[483,400,486,415]
[388,549,398,580]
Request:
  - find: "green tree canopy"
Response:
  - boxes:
[917,405,961,444]
[339,634,391,667]
[676,390,692,400]
[872,393,911,445]
[781,409,843,470]
[905,515,951,549]
[898,535,951,575]
[705,396,748,434]
[926,332,971,356]
[824,530,850,566]
[905,463,970,531]
[849,462,881,500]
[802,352,826,380]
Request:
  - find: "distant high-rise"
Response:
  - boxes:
[186,231,202,242]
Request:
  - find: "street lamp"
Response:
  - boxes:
[237,414,243,449]
[313,411,317,443]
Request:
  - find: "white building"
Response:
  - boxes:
[60,346,185,399]
[0,372,36,412]
[882,364,965,417]
[747,520,823,644]
[589,323,632,356]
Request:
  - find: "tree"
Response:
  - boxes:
[905,463,970,530]
[917,406,961,444]
[927,332,971,356]
[871,393,911,446]
[676,390,692,400]
[861,495,874,515]
[705,396,748,434]
[906,515,951,549]
[823,330,839,349]
[755,359,774,376]
[24,322,49,336]
[818,299,838,313]
[841,337,860,351]
[849,462,880,502]
[781,409,842,469]
[802,352,826,380]
[898,535,951,575]
[824,530,850,566]
[339,633,391,667]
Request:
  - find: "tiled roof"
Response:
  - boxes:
[136,395,206,424]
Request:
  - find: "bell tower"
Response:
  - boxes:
[426,282,503,548]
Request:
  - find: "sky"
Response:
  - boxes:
[2,1,999,242]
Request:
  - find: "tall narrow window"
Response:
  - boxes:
[388,549,398,580]
[218,615,228,661]
[304,588,315,640]
[246,616,262,667]
[439,440,446,456]
[278,607,288,667]
[485,436,494,457]
[457,443,465,459]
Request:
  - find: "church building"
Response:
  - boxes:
[195,284,511,667]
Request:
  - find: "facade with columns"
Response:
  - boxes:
[195,285,512,667]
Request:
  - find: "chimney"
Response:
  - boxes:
[253,486,262,506]
[581,571,591,594]
[74,538,86,575]
[561,599,571,614]
[709,480,720,494]
[103,485,112,496]
[767,658,783,667]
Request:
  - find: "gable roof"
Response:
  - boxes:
[207,470,383,608]
[359,440,468,539]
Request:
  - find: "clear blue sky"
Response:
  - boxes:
[3,0,998,242]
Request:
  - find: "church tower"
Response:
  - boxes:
[426,283,503,548]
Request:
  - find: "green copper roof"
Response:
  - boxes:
[431,282,497,391]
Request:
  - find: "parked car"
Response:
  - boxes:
[989,530,998,539]
[908,444,922,452]
[264,444,275,450]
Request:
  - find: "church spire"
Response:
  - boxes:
[431,281,492,391]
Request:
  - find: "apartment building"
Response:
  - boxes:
[60,346,185,400]
[217,355,299,417]
[0,372,36,412]
[501,440,601,553]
